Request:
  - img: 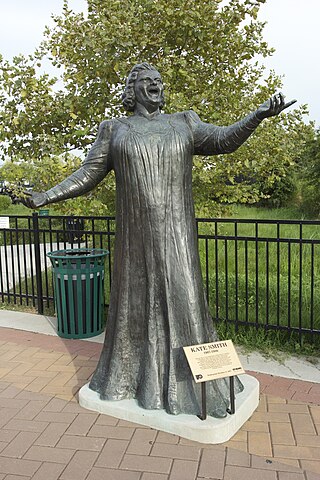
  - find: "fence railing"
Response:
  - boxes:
[1,213,320,342]
[0,213,115,314]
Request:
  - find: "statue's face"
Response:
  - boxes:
[134,70,163,109]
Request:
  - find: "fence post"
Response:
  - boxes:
[32,212,44,315]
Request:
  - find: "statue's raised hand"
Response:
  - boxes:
[257,93,297,120]
[20,192,48,209]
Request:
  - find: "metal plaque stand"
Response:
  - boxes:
[198,376,236,421]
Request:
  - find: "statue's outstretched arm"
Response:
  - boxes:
[189,93,296,156]
[22,120,114,208]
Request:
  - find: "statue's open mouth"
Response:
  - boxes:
[148,87,159,95]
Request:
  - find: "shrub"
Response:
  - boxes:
[0,196,11,213]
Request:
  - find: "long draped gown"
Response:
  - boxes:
[45,109,261,418]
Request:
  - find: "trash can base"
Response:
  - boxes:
[57,327,104,339]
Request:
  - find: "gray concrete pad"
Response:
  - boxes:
[79,375,260,444]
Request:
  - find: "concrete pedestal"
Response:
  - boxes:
[79,374,259,444]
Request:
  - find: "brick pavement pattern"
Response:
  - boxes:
[0,327,319,480]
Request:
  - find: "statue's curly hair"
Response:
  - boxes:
[122,62,165,112]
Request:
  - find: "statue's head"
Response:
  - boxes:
[122,63,165,112]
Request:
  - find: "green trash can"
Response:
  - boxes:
[47,248,109,339]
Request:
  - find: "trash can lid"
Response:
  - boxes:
[47,248,109,259]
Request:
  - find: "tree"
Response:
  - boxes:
[296,129,320,217]
[0,0,313,214]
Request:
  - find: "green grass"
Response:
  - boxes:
[0,203,31,215]
[216,322,320,360]
[197,205,320,357]
[229,204,309,221]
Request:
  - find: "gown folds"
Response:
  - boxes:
[45,110,262,418]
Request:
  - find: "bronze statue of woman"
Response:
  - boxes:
[25,63,295,418]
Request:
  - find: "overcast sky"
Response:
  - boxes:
[0,0,319,126]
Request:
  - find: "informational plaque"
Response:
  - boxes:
[0,217,10,229]
[183,340,245,383]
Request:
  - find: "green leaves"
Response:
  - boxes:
[0,0,314,215]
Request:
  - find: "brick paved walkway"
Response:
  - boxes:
[0,326,319,480]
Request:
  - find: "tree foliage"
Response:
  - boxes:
[296,129,320,217]
[0,0,314,214]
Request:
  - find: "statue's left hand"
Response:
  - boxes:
[257,93,297,120]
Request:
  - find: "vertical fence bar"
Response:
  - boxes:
[255,222,259,329]
[99,224,103,249]
[310,243,314,337]
[9,229,17,303]
[22,230,29,305]
[0,230,4,301]
[266,240,269,330]
[32,212,44,315]
[205,237,209,304]
[92,219,95,247]
[84,223,89,249]
[245,239,249,324]
[299,224,303,344]
[3,230,10,302]
[14,217,22,304]
[214,221,219,322]
[234,222,239,332]
[62,217,67,248]
[224,238,229,322]
[57,216,62,249]
[48,216,54,310]
[287,241,291,333]
[42,223,50,308]
[276,223,280,327]
[48,216,53,251]
[28,216,36,307]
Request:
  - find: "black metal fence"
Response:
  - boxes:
[0,213,115,315]
[1,213,320,342]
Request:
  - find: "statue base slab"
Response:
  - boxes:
[79,374,259,444]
